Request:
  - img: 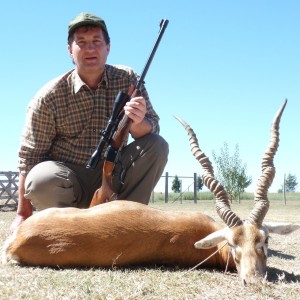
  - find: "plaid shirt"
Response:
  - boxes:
[18,64,160,175]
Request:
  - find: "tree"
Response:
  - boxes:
[236,168,252,202]
[171,175,181,193]
[197,175,203,191]
[212,142,252,202]
[284,173,298,192]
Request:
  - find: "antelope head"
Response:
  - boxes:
[176,99,299,285]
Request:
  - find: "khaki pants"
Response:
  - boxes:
[25,134,168,210]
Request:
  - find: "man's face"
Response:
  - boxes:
[68,27,110,75]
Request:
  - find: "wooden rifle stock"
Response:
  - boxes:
[89,88,137,207]
[89,19,169,207]
[89,115,132,206]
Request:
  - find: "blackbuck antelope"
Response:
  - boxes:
[2,99,299,285]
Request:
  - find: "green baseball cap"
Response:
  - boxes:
[68,12,108,37]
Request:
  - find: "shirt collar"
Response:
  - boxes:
[72,67,109,94]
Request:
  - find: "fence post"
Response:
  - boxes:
[165,172,169,203]
[193,173,197,204]
[180,180,183,204]
[151,191,154,203]
[283,173,286,205]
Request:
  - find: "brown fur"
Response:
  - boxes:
[4,200,235,270]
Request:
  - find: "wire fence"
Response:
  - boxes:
[0,171,299,210]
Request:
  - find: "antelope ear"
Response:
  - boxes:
[194,227,228,249]
[264,223,300,235]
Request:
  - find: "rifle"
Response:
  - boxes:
[88,19,169,207]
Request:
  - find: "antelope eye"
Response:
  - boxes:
[265,237,269,246]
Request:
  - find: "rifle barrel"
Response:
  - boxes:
[135,19,169,92]
[87,18,169,169]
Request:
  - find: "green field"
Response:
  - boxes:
[152,191,300,202]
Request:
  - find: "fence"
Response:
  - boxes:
[161,172,198,203]
[0,171,298,209]
[0,171,19,209]
[0,171,199,209]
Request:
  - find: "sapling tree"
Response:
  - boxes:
[284,173,298,192]
[171,175,181,193]
[212,142,252,202]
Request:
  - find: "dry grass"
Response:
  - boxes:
[0,200,300,300]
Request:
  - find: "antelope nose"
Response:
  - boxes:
[241,275,262,286]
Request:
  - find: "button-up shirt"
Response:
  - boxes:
[18,64,160,175]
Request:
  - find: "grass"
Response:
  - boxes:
[153,191,300,202]
[0,200,300,299]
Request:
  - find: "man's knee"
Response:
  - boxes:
[24,161,80,210]
[114,134,168,203]
[143,134,169,161]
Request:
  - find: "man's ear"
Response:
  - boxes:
[68,44,73,57]
[106,43,111,55]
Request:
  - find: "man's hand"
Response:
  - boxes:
[10,214,28,235]
[123,85,152,139]
[124,96,147,125]
[10,173,33,235]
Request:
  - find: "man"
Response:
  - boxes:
[11,13,168,232]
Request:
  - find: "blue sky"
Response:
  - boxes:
[1,0,299,193]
